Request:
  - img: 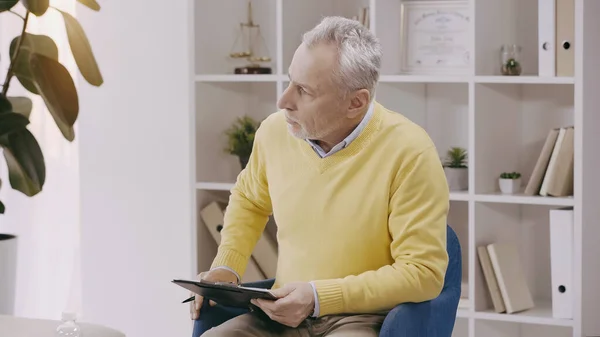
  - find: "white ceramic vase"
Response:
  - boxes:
[0,234,17,315]
[499,178,521,194]
[444,167,468,191]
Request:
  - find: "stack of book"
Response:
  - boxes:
[524,126,574,197]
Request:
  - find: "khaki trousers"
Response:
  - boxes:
[202,310,386,337]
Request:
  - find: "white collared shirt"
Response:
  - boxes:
[306,102,374,158]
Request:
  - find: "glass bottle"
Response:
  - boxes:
[55,312,83,337]
[500,44,522,76]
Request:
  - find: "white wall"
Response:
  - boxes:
[76,0,195,336]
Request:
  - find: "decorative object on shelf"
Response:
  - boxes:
[0,0,102,315]
[229,0,272,75]
[399,1,471,75]
[224,116,260,169]
[351,6,370,29]
[498,172,522,194]
[442,147,468,191]
[500,44,522,75]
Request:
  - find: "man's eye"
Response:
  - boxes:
[297,86,306,94]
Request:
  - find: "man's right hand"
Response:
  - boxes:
[190,268,239,320]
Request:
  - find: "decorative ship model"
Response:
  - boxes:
[229,1,272,74]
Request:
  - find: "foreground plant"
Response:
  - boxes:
[0,0,103,213]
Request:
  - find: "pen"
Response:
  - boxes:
[182,295,195,304]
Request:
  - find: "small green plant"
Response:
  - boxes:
[502,58,522,76]
[224,116,260,168]
[500,172,521,179]
[443,147,467,168]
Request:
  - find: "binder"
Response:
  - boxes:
[538,0,556,76]
[556,0,575,76]
[549,207,574,319]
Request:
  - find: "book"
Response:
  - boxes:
[486,243,534,314]
[477,245,506,313]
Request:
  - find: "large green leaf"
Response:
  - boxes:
[20,0,49,16]
[77,0,99,11]
[2,128,45,196]
[0,0,18,12]
[60,10,103,86]
[8,97,32,118]
[0,94,12,113]
[0,112,29,137]
[10,33,59,95]
[29,53,78,141]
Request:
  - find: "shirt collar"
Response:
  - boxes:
[306,101,374,158]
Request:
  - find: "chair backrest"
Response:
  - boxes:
[443,225,463,295]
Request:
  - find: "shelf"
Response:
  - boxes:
[195,81,277,183]
[190,1,600,335]
[198,184,477,202]
[195,75,284,82]
[474,193,574,206]
[473,83,574,196]
[473,300,573,327]
[282,0,370,72]
[474,76,575,84]
[450,191,470,201]
[379,75,469,83]
[375,82,468,155]
[196,182,234,191]
[194,0,277,75]
[457,309,470,318]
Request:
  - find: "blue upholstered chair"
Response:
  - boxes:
[192,225,462,337]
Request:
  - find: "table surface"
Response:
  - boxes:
[0,314,126,337]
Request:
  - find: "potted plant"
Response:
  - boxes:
[0,0,103,314]
[499,171,521,194]
[443,147,468,191]
[224,116,260,169]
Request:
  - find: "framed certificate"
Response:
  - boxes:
[399,1,471,75]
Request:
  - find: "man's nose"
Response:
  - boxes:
[277,85,294,110]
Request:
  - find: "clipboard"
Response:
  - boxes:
[172,279,278,308]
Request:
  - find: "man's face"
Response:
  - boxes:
[277,42,347,140]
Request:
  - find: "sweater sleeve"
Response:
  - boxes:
[312,145,450,316]
[210,124,273,278]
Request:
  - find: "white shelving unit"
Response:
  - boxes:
[190,0,600,336]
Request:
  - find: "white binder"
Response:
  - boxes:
[538,0,556,76]
[549,207,574,319]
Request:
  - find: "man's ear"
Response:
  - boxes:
[346,89,370,119]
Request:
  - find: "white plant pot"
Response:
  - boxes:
[499,178,521,194]
[444,167,468,191]
[0,234,17,315]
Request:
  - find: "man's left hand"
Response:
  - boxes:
[251,282,315,327]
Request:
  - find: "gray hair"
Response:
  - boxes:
[302,16,382,99]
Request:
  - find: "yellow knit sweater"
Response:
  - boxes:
[211,102,449,317]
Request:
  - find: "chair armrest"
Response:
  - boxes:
[241,278,275,289]
[379,287,460,337]
[379,300,431,337]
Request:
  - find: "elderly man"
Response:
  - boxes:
[191,16,449,336]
